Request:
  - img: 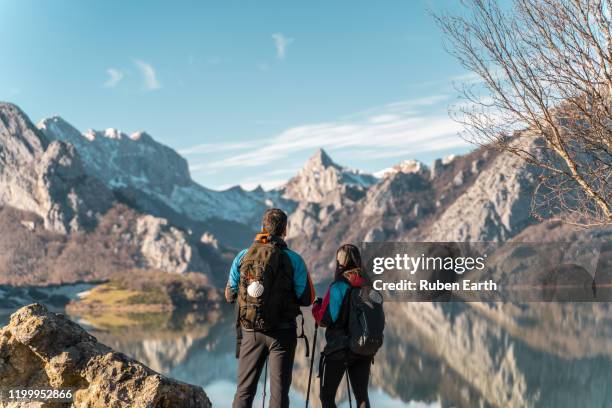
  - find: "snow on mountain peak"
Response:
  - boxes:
[130,131,154,142]
[39,115,67,127]
[36,114,292,229]
[103,128,123,139]
[375,159,429,178]
[38,117,192,197]
[38,116,80,137]
[442,154,457,165]
[39,117,153,145]
[83,131,96,141]
[81,128,129,141]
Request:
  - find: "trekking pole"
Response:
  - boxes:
[305,323,319,408]
[345,368,353,408]
[262,357,268,408]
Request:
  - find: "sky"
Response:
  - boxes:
[0,0,477,190]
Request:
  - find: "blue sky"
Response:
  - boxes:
[0,0,476,190]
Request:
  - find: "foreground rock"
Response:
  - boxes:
[0,304,211,408]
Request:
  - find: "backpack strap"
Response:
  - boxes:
[297,312,310,358]
[344,286,355,335]
[234,302,242,359]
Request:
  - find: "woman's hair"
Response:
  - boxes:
[335,244,362,278]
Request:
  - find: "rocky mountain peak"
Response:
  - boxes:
[37,112,291,230]
[38,115,73,130]
[39,117,192,195]
[38,116,87,142]
[0,102,49,157]
[283,148,377,203]
[251,185,265,194]
[306,148,337,169]
[129,130,154,143]
[1,107,113,233]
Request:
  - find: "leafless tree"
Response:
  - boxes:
[435,0,612,226]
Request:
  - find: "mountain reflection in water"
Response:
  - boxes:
[62,301,612,408]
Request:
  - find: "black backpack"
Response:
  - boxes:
[237,241,299,331]
[347,286,385,356]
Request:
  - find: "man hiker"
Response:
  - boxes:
[226,208,315,408]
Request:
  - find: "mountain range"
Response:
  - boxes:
[3,102,611,408]
[0,101,606,286]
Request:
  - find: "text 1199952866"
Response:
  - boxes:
[0,388,75,403]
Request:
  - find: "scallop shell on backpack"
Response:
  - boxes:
[247,281,265,298]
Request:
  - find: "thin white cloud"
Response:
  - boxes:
[103,68,124,88]
[449,71,483,83]
[133,59,161,90]
[188,94,469,176]
[180,140,258,156]
[272,33,294,59]
[340,95,448,121]
[368,114,401,124]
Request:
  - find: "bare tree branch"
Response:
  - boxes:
[435,0,612,226]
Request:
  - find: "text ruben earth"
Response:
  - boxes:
[371,253,497,293]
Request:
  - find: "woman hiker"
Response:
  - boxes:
[312,244,372,408]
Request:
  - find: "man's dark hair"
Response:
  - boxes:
[262,208,288,236]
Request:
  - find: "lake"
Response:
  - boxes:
[49,301,612,407]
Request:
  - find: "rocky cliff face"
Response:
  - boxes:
[286,146,502,281]
[284,149,378,243]
[0,103,113,234]
[284,137,543,258]
[38,117,192,195]
[36,141,115,233]
[0,303,211,408]
[283,149,377,203]
[424,137,541,242]
[0,205,224,286]
[34,109,545,257]
[0,102,577,287]
[134,215,211,275]
[38,116,290,232]
[0,105,228,284]
[0,104,47,216]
